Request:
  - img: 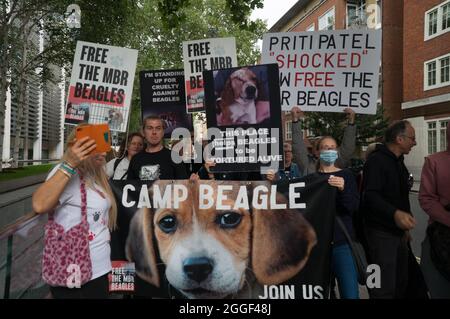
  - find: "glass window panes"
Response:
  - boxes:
[428,9,438,35]
[440,121,448,151]
[319,8,335,30]
[440,57,450,83]
[428,122,437,154]
[428,131,437,154]
[347,4,357,27]
[427,61,437,86]
[442,3,450,30]
[286,121,292,140]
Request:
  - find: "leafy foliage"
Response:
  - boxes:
[303,104,389,146]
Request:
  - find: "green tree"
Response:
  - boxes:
[123,0,267,133]
[0,0,141,168]
[0,0,265,168]
[303,104,389,147]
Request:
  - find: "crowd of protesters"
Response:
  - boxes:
[32,111,450,299]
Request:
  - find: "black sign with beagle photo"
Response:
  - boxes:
[203,63,284,173]
[110,174,336,299]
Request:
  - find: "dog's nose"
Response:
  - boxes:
[245,85,256,98]
[183,257,213,283]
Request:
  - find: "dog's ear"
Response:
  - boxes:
[251,184,316,285]
[256,77,267,101]
[221,77,235,107]
[126,207,160,287]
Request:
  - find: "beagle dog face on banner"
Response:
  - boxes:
[218,68,262,125]
[228,68,259,101]
[126,180,316,299]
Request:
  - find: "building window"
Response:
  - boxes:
[306,24,315,32]
[347,2,370,29]
[425,53,450,90]
[319,7,335,30]
[425,0,450,40]
[440,56,450,83]
[440,120,448,151]
[428,9,438,36]
[427,119,449,154]
[285,121,292,140]
[428,122,437,154]
[427,61,437,86]
[347,4,358,27]
[443,3,450,30]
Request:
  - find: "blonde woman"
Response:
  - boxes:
[33,125,117,299]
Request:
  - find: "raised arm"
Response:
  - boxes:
[337,108,357,168]
[32,137,96,214]
[291,107,310,175]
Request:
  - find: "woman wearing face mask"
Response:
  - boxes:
[106,132,144,180]
[316,136,360,299]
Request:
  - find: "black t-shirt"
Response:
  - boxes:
[127,148,188,180]
[285,165,291,176]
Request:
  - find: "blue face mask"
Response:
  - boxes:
[320,150,338,165]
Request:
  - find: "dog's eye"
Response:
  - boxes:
[158,215,177,233]
[216,212,242,229]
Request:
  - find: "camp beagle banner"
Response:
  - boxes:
[261,30,382,114]
[182,37,238,113]
[202,63,284,173]
[140,70,193,138]
[64,41,138,132]
[109,174,336,299]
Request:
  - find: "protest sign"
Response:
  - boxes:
[182,37,237,113]
[203,64,283,173]
[140,70,192,138]
[64,41,138,131]
[108,260,135,293]
[110,175,335,299]
[262,30,381,114]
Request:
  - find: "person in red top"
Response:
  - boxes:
[419,121,450,298]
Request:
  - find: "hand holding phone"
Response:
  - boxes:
[75,124,111,154]
[67,137,97,167]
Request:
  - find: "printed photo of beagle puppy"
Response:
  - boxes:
[107,108,124,130]
[216,68,266,126]
[126,180,317,299]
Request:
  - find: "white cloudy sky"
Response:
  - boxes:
[250,0,299,29]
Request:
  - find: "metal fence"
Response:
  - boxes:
[0,212,49,299]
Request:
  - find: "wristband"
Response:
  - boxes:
[58,167,72,179]
[61,162,77,176]
[64,161,75,169]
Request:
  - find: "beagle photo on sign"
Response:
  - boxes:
[215,67,270,126]
[125,180,317,299]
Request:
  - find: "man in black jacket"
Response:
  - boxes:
[362,120,417,298]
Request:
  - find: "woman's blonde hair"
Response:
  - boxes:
[62,124,117,230]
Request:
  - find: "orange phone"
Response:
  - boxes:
[75,124,111,153]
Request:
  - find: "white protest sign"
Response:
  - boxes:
[64,41,138,131]
[182,37,237,113]
[262,30,381,114]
